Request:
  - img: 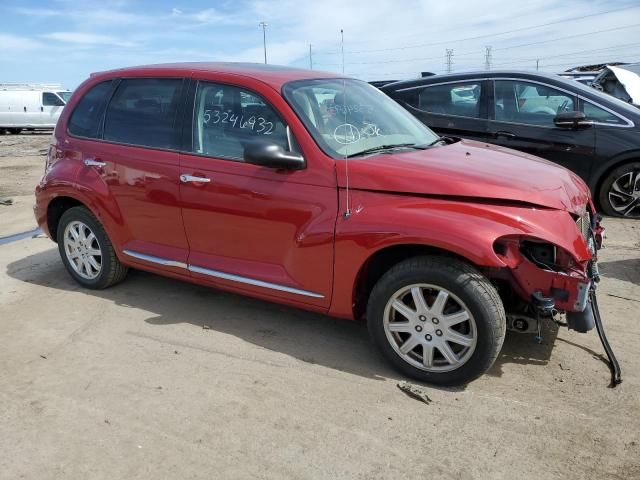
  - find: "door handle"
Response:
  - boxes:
[180,174,211,183]
[493,131,516,139]
[84,158,106,167]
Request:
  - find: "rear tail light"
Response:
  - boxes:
[45,145,61,173]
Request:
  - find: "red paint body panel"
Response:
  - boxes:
[34,63,599,323]
[337,139,591,214]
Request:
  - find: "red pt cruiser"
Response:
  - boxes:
[34,63,618,386]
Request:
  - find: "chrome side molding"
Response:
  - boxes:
[123,249,324,299]
[123,249,188,269]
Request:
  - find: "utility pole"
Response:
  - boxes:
[340,29,345,74]
[445,49,454,73]
[309,44,313,70]
[484,46,492,70]
[259,21,268,64]
[536,59,540,71]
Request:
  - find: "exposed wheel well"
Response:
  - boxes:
[47,196,85,242]
[352,244,475,320]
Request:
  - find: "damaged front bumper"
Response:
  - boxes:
[495,210,621,387]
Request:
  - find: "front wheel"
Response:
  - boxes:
[367,256,506,386]
[598,162,640,218]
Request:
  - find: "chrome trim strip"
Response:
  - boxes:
[188,265,325,298]
[395,76,634,128]
[123,249,188,269]
[123,249,324,299]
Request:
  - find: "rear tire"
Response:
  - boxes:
[598,162,640,218]
[56,206,128,289]
[367,255,506,386]
[8,128,22,134]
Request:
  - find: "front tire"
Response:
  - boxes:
[57,206,128,289]
[598,162,640,218]
[367,255,506,386]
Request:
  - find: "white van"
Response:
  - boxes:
[0,84,72,133]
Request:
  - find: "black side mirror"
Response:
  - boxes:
[554,111,592,129]
[243,141,305,170]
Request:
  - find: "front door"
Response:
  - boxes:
[41,92,65,127]
[179,80,336,308]
[488,79,596,181]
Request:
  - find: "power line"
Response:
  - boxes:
[314,4,640,55]
[314,22,640,67]
[492,42,640,67]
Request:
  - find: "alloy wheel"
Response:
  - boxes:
[63,220,103,280]
[383,284,477,372]
[608,170,640,217]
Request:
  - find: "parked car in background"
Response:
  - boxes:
[381,71,640,218]
[591,63,640,107]
[0,83,71,134]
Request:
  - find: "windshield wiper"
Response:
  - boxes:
[428,136,458,146]
[346,143,425,158]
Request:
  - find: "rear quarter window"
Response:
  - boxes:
[68,81,113,139]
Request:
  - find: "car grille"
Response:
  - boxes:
[576,211,591,242]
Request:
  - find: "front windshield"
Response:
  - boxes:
[57,91,72,103]
[283,78,439,158]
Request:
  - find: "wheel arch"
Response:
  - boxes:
[351,243,481,320]
[47,196,88,242]
[589,151,640,209]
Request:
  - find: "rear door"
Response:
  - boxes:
[178,78,336,308]
[391,80,492,142]
[488,79,596,180]
[71,77,190,269]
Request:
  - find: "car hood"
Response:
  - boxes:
[336,139,590,214]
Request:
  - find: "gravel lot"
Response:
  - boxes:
[1,132,639,479]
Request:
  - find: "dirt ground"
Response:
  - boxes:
[0,133,639,479]
[0,131,50,237]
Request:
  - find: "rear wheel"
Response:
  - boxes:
[8,128,22,134]
[367,255,505,386]
[599,162,640,218]
[57,206,128,289]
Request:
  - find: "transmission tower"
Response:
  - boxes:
[445,49,454,73]
[484,46,493,70]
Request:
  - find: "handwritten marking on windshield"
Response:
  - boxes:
[334,124,361,145]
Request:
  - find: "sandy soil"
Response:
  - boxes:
[0,131,50,237]
[0,132,639,479]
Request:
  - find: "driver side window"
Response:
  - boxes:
[494,80,576,127]
[191,82,290,161]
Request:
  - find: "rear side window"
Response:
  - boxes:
[43,92,65,107]
[68,81,113,139]
[103,78,184,150]
[582,101,625,125]
[191,81,289,160]
[418,82,482,118]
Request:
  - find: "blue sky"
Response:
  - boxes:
[1,0,639,88]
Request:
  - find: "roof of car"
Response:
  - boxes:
[381,70,574,90]
[93,62,343,89]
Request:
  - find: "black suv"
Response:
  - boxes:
[381,71,640,217]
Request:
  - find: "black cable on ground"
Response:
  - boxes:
[591,291,622,388]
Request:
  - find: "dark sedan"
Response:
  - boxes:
[381,71,640,217]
